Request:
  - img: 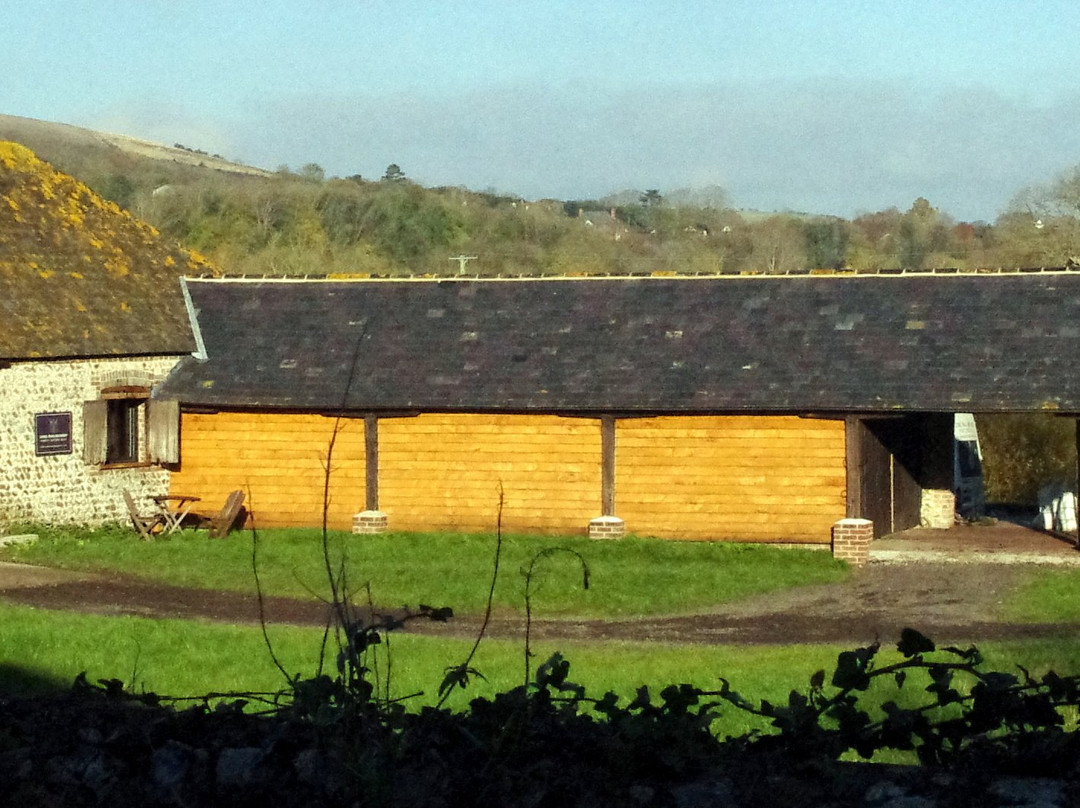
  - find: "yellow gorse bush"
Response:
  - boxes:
[0,141,219,279]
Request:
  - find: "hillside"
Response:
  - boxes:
[0,114,269,180]
[0,115,1071,277]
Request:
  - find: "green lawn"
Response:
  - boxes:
[1001,566,1080,623]
[0,599,837,738]
[3,602,1080,741]
[0,525,848,618]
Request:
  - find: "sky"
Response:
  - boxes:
[5,1,1080,221]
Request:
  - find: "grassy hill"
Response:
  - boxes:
[0,115,1021,277]
[0,114,269,181]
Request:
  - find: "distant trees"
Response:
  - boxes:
[1000,165,1080,265]
[640,189,662,207]
[382,163,407,183]
[803,217,849,270]
[119,168,1073,276]
[27,127,1080,278]
[896,198,951,269]
[748,215,807,274]
[98,173,136,210]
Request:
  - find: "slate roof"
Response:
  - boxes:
[0,142,207,360]
[158,271,1080,414]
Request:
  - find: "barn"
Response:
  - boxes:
[0,142,206,525]
[156,270,1080,550]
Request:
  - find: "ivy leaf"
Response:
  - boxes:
[439,664,485,698]
[897,628,935,658]
[628,685,652,711]
[832,651,872,691]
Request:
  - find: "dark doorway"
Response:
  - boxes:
[855,413,953,538]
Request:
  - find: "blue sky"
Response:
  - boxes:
[5,1,1080,220]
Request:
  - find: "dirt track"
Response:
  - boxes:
[0,559,1073,646]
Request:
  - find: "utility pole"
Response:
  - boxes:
[449,255,478,274]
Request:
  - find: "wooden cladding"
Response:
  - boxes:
[171,411,847,541]
[169,412,367,529]
[379,414,601,534]
[615,416,847,542]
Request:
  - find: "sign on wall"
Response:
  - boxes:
[35,411,72,456]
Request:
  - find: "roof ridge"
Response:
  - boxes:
[186,265,1080,283]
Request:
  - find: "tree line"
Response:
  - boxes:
[42,140,1080,277]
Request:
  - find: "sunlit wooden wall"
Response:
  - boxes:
[172,411,846,541]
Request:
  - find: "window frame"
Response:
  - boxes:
[83,386,179,468]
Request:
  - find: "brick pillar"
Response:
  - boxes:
[588,515,626,540]
[352,510,388,534]
[832,518,873,566]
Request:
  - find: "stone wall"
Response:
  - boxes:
[920,488,956,529]
[0,355,180,527]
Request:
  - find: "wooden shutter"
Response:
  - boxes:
[147,399,180,465]
[82,400,108,464]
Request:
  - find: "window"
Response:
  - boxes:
[83,387,179,467]
[106,398,141,464]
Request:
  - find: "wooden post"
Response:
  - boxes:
[845,415,863,519]
[365,415,379,512]
[601,416,616,516]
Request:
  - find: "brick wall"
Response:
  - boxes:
[0,356,179,527]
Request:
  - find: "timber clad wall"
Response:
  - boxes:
[172,411,846,541]
[379,414,601,534]
[616,416,847,542]
[170,413,367,529]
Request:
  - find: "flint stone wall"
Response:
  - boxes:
[0,355,180,527]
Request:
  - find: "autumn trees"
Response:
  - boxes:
[35,132,1080,278]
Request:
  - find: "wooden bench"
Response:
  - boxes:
[202,490,246,539]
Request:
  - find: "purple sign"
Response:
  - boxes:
[35,412,72,456]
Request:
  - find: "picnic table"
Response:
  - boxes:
[152,494,201,534]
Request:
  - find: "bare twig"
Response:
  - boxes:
[248,494,291,682]
[523,547,589,688]
[437,483,504,709]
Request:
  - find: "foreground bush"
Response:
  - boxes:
[5,628,1080,807]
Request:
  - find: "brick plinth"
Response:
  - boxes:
[352,510,388,534]
[920,489,955,529]
[832,518,873,566]
[589,516,626,540]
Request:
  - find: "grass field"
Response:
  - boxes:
[0,525,848,618]
[4,602,1080,740]
[6,525,1080,752]
[1002,565,1080,622]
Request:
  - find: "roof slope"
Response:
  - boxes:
[0,142,210,359]
[160,273,1080,414]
